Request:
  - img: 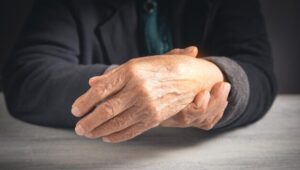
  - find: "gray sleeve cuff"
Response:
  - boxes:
[205,56,250,129]
[104,64,119,74]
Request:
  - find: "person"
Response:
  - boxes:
[2,0,277,143]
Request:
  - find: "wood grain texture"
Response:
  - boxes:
[0,93,299,170]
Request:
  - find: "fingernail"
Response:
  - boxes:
[223,83,231,93]
[89,77,97,81]
[75,125,85,136]
[202,90,210,101]
[71,106,81,117]
[89,77,97,86]
[102,137,111,143]
[184,46,196,53]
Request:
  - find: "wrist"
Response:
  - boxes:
[194,58,225,90]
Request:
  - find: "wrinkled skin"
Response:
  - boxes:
[160,48,231,130]
[161,82,230,130]
[71,46,229,143]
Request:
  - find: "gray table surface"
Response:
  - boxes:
[0,93,300,170]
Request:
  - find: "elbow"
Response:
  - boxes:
[242,69,277,126]
[253,74,277,122]
[219,63,277,131]
[2,75,46,127]
[3,90,35,126]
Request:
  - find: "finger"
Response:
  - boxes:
[208,101,228,128]
[192,82,231,130]
[201,82,230,119]
[191,90,211,112]
[193,101,228,130]
[89,65,120,86]
[209,82,231,105]
[160,119,188,128]
[85,106,143,138]
[166,46,198,57]
[160,90,210,127]
[75,88,135,136]
[196,82,229,118]
[71,68,127,117]
[166,48,181,55]
[102,122,159,143]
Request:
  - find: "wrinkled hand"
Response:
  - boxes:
[71,46,224,143]
[160,48,231,130]
[161,82,231,130]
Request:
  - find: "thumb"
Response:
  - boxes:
[166,46,198,58]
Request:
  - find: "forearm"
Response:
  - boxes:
[203,0,277,130]
[3,59,109,128]
[0,0,110,128]
[224,60,276,129]
[205,56,276,131]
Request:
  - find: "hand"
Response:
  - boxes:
[160,82,231,130]
[71,46,224,143]
[160,48,231,130]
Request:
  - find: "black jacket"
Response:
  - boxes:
[3,0,277,130]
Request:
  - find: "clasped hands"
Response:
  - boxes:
[71,46,231,143]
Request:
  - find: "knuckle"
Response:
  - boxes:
[127,112,139,123]
[137,81,149,94]
[102,100,115,117]
[137,81,153,100]
[127,58,138,65]
[126,61,139,76]
[112,117,123,129]
[91,86,105,98]
[196,105,207,113]
[142,99,159,115]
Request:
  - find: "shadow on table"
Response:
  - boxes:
[84,127,234,169]
[127,127,229,147]
[1,114,237,169]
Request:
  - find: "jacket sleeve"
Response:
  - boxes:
[206,0,277,130]
[2,0,109,128]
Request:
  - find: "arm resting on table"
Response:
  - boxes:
[2,0,108,128]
